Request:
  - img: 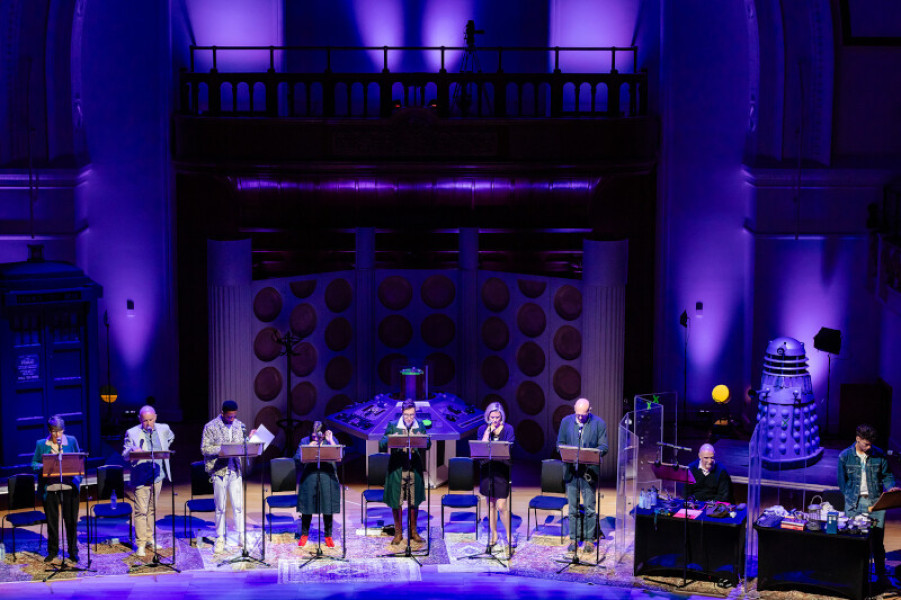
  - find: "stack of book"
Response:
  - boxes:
[780,517,806,530]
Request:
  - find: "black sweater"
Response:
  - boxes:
[685,460,732,502]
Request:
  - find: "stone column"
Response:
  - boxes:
[581,239,628,479]
[207,239,252,425]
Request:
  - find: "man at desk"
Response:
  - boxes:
[686,443,732,502]
[838,423,900,583]
[556,397,607,554]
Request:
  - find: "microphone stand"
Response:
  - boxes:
[381,423,428,565]
[556,421,604,573]
[298,436,347,568]
[219,425,268,567]
[465,425,508,568]
[44,446,93,581]
[129,430,179,573]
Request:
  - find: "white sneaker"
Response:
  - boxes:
[134,546,146,558]
[213,537,225,554]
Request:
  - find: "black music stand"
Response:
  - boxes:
[651,461,696,588]
[297,443,347,568]
[217,440,268,567]
[555,445,604,572]
[380,433,430,566]
[465,439,512,567]
[126,449,179,573]
[42,452,94,581]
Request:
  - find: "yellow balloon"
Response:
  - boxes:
[712,384,730,404]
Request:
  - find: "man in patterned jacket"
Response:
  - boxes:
[201,400,255,554]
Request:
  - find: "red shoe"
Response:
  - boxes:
[325,537,335,548]
[297,535,308,547]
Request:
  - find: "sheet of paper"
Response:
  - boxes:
[672,508,703,519]
[249,423,274,450]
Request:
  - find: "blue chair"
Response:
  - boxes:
[441,457,480,540]
[265,457,298,540]
[526,459,568,543]
[361,453,389,535]
[90,465,133,549]
[184,461,215,544]
[2,474,46,560]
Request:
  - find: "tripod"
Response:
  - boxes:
[43,451,94,581]
[219,428,268,567]
[451,20,492,116]
[298,439,347,568]
[128,440,179,573]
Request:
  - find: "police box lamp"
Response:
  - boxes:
[813,327,841,355]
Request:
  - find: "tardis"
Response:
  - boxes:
[0,249,102,471]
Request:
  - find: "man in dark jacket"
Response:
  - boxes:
[686,443,732,503]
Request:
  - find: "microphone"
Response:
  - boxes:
[657,441,691,452]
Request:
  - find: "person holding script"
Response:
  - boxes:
[556,398,607,554]
[379,400,431,546]
[476,402,515,547]
[294,422,340,548]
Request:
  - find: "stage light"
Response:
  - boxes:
[712,384,730,404]
[100,384,118,404]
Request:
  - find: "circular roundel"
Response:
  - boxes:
[552,405,572,433]
[289,303,317,338]
[290,280,316,299]
[516,419,545,454]
[421,275,455,309]
[481,356,509,390]
[516,341,546,377]
[253,287,282,322]
[378,353,407,386]
[325,356,353,390]
[378,315,413,349]
[517,303,547,338]
[553,325,582,360]
[554,285,582,321]
[254,405,282,435]
[289,342,317,377]
[253,327,281,362]
[291,382,317,416]
[254,367,282,401]
[378,276,413,311]
[325,317,353,351]
[553,365,581,400]
[325,278,353,313]
[425,352,455,387]
[517,279,547,298]
[421,314,455,348]
[481,317,509,351]
[481,277,510,312]
[325,394,353,416]
[516,381,546,415]
[480,394,509,416]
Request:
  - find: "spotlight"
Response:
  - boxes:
[712,384,730,404]
[813,327,841,355]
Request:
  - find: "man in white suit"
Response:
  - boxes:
[123,405,174,557]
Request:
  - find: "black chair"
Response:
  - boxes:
[265,457,298,540]
[526,459,568,543]
[184,461,216,544]
[2,474,47,559]
[90,465,133,549]
[361,453,390,535]
[440,457,480,540]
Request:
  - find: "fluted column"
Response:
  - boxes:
[459,228,479,403]
[207,239,253,425]
[582,239,628,479]
[356,227,375,402]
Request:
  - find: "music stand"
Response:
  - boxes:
[555,445,604,572]
[217,440,268,567]
[125,450,179,573]
[42,452,94,581]
[380,433,431,565]
[465,440,512,567]
[651,461,697,587]
[297,443,347,568]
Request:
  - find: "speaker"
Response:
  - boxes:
[813,327,841,355]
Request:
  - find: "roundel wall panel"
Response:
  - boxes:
[373,270,459,397]
[478,273,583,459]
[250,272,356,455]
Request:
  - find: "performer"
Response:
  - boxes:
[556,398,607,554]
[379,400,432,545]
[201,400,255,554]
[476,402,515,547]
[31,415,81,563]
[685,443,732,503]
[294,421,340,548]
[838,424,900,584]
[122,405,174,557]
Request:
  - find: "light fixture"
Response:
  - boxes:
[712,384,730,404]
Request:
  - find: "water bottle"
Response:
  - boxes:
[111,490,117,510]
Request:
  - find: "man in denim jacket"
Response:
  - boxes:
[838,424,899,582]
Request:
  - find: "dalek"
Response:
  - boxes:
[754,337,824,469]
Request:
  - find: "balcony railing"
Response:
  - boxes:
[179,44,647,119]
